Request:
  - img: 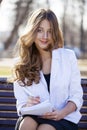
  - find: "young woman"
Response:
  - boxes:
[13,8,83,130]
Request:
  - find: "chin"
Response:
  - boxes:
[42,44,52,51]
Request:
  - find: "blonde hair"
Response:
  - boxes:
[13,8,64,86]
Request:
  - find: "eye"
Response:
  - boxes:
[48,29,52,34]
[37,28,42,32]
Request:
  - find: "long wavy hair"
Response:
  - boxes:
[13,8,64,86]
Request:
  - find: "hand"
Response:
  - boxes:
[42,109,64,121]
[26,96,40,107]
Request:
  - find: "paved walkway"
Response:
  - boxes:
[0,58,14,67]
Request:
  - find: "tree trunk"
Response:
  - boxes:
[4,0,32,50]
[79,0,85,52]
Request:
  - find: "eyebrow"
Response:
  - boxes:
[38,27,52,30]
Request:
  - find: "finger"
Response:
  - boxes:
[26,103,33,107]
[29,96,40,102]
[47,115,58,120]
[27,96,40,105]
[43,112,53,115]
[42,114,55,119]
[34,97,40,103]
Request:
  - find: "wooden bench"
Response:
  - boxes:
[0,77,87,130]
[0,78,18,130]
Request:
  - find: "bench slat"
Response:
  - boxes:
[0,84,13,90]
[0,119,17,125]
[0,105,16,111]
[0,91,14,97]
[83,94,87,100]
[83,100,87,106]
[0,98,16,104]
[78,122,87,128]
[0,127,15,130]
[0,112,18,118]
[80,115,87,121]
[80,107,87,113]
[82,86,87,93]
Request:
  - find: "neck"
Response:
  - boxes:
[39,50,52,74]
[40,50,52,62]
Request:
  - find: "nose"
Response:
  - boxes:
[43,32,48,39]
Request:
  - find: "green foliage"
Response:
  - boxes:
[0,66,11,76]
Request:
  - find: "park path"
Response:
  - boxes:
[0,58,14,67]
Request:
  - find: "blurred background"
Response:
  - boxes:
[0,0,87,78]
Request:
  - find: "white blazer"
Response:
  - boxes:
[14,48,83,124]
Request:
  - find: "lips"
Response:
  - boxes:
[40,40,48,44]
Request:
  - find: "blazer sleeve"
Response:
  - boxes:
[13,81,28,115]
[67,51,83,110]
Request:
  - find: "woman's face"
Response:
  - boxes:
[34,19,53,51]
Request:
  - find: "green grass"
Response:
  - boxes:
[0,66,11,76]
